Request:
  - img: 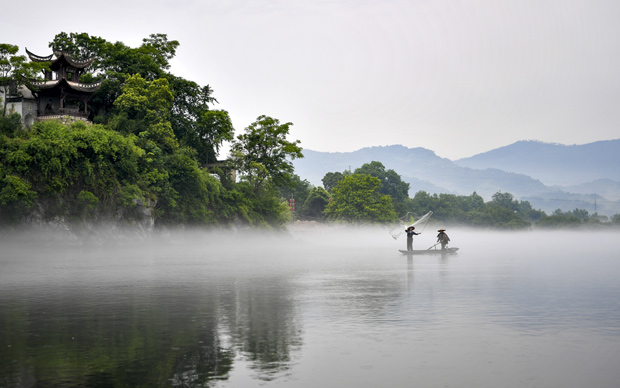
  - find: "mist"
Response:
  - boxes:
[1,226,619,387]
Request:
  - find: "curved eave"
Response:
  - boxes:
[52,49,95,68]
[29,79,60,90]
[66,79,103,92]
[25,48,53,62]
[28,79,103,92]
[25,48,96,68]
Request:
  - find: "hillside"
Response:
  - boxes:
[454,139,620,186]
[293,144,620,215]
[293,145,551,199]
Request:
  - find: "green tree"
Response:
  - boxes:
[114,74,173,123]
[230,115,303,192]
[0,112,22,136]
[536,209,582,228]
[48,32,109,71]
[322,170,350,192]
[302,186,330,220]
[112,74,178,153]
[167,75,233,164]
[140,33,180,71]
[354,161,409,201]
[193,109,234,164]
[49,33,231,164]
[354,161,410,216]
[324,174,397,223]
[0,120,148,227]
[0,174,37,223]
[491,191,518,211]
[0,43,49,116]
[276,173,312,219]
[154,147,224,225]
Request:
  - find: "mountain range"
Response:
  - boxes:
[292,139,620,216]
[455,139,620,186]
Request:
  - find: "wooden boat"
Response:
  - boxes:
[399,247,459,255]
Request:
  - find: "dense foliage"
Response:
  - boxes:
[354,161,410,216]
[1,34,618,232]
[319,164,619,229]
[0,34,302,232]
[323,173,397,224]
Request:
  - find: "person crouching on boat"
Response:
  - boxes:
[405,226,420,251]
[437,229,450,250]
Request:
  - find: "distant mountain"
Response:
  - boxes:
[294,145,551,199]
[560,179,620,199]
[292,144,620,215]
[454,139,620,186]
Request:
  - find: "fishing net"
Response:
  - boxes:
[389,211,433,240]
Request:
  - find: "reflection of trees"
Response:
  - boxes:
[0,274,302,387]
[219,277,303,381]
[0,287,234,388]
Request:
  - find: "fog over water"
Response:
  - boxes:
[1,227,619,387]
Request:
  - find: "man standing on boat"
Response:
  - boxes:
[437,229,450,250]
[405,226,420,251]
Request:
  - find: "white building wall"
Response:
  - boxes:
[1,85,39,128]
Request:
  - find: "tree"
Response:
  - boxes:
[276,174,312,211]
[491,191,518,211]
[49,33,232,164]
[48,32,109,72]
[0,120,148,227]
[140,33,180,71]
[167,75,233,164]
[0,43,48,116]
[0,112,22,136]
[303,186,330,220]
[114,74,173,123]
[230,115,303,191]
[322,171,349,192]
[323,174,397,223]
[112,74,178,153]
[193,109,234,165]
[354,161,410,215]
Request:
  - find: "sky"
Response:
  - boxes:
[2,0,619,160]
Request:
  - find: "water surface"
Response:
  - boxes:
[1,228,619,387]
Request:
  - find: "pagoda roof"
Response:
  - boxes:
[29,78,104,93]
[26,48,95,69]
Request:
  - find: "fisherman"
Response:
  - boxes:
[405,226,420,251]
[437,229,450,250]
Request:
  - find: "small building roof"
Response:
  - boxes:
[29,78,103,93]
[26,48,95,69]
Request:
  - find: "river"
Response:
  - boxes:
[1,227,619,387]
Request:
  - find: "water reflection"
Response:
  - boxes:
[0,235,303,387]
[1,229,620,388]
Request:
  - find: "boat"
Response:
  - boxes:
[399,247,459,255]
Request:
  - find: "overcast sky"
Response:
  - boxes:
[3,0,619,160]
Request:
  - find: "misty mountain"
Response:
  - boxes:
[454,139,620,186]
[293,145,552,199]
[292,145,620,215]
[559,179,620,199]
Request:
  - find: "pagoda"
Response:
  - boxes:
[25,48,103,121]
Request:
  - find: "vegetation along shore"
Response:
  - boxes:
[1,33,618,237]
